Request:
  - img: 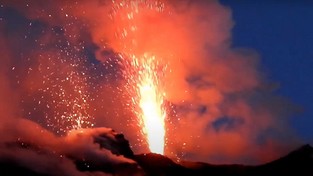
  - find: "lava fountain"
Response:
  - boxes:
[120,53,167,154]
[110,0,168,154]
[132,54,166,154]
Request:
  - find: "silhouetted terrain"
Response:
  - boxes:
[134,144,313,176]
[0,131,312,176]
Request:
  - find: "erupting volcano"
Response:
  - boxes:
[0,0,312,175]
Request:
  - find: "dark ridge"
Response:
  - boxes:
[133,144,313,176]
[94,131,134,158]
[134,153,190,176]
[250,144,313,176]
[0,161,47,176]
[0,133,312,176]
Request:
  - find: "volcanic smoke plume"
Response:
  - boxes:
[0,0,300,172]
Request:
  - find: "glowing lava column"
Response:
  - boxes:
[110,0,167,154]
[136,55,166,154]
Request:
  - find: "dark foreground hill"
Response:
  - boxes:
[134,144,313,176]
[0,129,312,176]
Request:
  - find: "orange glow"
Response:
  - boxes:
[136,54,166,154]
[34,54,94,135]
[110,0,167,154]
[124,53,167,154]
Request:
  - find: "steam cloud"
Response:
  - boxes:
[0,0,300,172]
[0,118,138,176]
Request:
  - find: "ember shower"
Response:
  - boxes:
[110,0,168,155]
[0,0,298,164]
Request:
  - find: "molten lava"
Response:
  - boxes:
[111,0,167,154]
[136,55,166,154]
[123,53,167,154]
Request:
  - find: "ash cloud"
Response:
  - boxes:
[0,0,301,166]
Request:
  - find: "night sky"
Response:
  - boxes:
[221,0,313,144]
[0,0,312,165]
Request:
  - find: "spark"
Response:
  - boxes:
[21,47,97,135]
[110,0,167,154]
[39,55,95,134]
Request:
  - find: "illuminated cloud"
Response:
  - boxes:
[0,0,300,164]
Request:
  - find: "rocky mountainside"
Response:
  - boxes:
[0,129,312,176]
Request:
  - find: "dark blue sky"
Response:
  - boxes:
[220,0,313,143]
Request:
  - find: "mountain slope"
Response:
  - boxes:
[134,144,313,176]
